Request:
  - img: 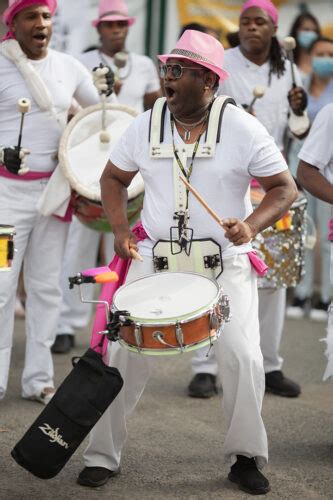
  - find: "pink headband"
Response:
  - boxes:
[241,0,278,26]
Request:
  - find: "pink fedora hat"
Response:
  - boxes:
[92,0,135,28]
[2,0,57,25]
[158,30,229,82]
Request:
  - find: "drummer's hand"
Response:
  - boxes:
[223,218,257,245]
[0,146,30,175]
[92,64,115,97]
[114,229,138,259]
[288,87,308,114]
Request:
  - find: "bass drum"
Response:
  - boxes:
[59,103,144,232]
[251,185,307,289]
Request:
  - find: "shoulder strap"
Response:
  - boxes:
[149,95,236,148]
[0,40,64,129]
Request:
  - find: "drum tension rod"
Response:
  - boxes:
[106,310,132,342]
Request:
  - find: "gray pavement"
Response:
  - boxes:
[1,313,332,499]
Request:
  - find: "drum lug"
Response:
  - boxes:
[153,330,181,350]
[175,322,184,352]
[134,324,142,352]
[220,295,231,322]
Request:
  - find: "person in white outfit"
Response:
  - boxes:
[297,103,333,381]
[0,0,113,404]
[53,0,161,354]
[189,0,309,399]
[76,29,298,495]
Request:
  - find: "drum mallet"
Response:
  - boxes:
[95,65,111,144]
[17,98,31,150]
[248,85,266,114]
[282,37,297,88]
[283,36,309,124]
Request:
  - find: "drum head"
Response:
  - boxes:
[113,272,220,323]
[59,103,144,201]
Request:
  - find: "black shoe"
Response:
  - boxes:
[228,455,270,495]
[77,466,120,487]
[51,334,75,354]
[265,370,301,398]
[310,300,329,322]
[188,373,217,398]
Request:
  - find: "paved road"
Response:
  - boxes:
[1,314,332,499]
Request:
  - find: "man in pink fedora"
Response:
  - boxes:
[0,0,113,404]
[77,29,297,495]
[53,0,161,355]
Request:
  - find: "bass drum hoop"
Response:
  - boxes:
[58,103,138,202]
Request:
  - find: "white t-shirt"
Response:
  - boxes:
[110,104,288,257]
[219,47,302,151]
[0,48,101,172]
[298,103,333,185]
[79,50,160,113]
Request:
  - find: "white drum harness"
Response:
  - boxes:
[149,96,236,279]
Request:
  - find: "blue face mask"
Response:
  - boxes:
[312,57,333,78]
[297,30,318,49]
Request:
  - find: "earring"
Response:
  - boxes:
[204,85,210,90]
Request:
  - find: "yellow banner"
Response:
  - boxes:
[177,0,288,45]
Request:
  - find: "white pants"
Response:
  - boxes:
[295,194,333,303]
[84,253,268,469]
[0,177,69,399]
[57,217,114,335]
[192,287,286,376]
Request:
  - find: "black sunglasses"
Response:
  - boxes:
[159,63,205,79]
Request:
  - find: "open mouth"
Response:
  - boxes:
[33,33,47,42]
[165,86,176,99]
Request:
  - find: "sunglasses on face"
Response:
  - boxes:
[159,63,204,79]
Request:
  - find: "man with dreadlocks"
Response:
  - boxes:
[189,0,308,399]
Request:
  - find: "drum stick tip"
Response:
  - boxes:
[130,249,143,261]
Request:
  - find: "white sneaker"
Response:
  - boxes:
[24,387,55,405]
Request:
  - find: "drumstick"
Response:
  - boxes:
[17,98,31,150]
[95,65,111,143]
[130,248,143,262]
[179,176,225,228]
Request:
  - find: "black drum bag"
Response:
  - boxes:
[11,348,123,479]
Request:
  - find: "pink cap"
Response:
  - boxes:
[2,0,57,26]
[158,29,229,82]
[241,0,279,26]
[92,0,135,28]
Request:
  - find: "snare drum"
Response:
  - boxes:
[251,187,307,288]
[59,103,144,232]
[112,272,230,355]
[0,225,15,271]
